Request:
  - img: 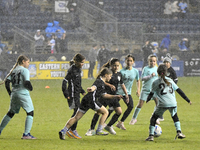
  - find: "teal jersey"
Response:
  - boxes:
[151,76,179,107]
[7,66,30,95]
[117,67,139,95]
[141,66,158,92]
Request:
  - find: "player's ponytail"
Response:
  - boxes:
[97,67,112,79]
[0,55,29,85]
[157,64,170,86]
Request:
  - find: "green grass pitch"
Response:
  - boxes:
[0,77,200,150]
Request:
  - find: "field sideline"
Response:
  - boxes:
[0,77,199,150]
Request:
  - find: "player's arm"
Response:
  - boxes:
[87,85,96,92]
[102,93,123,100]
[120,83,129,103]
[62,78,69,98]
[142,73,155,81]
[176,88,192,105]
[5,79,11,96]
[105,82,116,91]
[24,81,33,91]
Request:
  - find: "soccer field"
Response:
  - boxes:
[0,77,199,150]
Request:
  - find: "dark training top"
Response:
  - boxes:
[167,66,178,84]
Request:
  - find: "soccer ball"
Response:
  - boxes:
[154,125,162,137]
[61,56,66,61]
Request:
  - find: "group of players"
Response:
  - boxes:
[0,53,192,141]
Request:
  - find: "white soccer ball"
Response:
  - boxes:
[61,56,66,61]
[154,125,162,137]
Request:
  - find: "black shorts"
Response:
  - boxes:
[99,97,120,109]
[67,96,80,109]
[79,97,102,113]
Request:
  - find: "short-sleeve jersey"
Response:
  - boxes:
[105,72,123,95]
[7,66,30,95]
[141,66,158,92]
[117,67,139,95]
[151,77,179,107]
[83,78,106,101]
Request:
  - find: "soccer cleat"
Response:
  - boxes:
[21,133,36,139]
[85,129,96,136]
[116,121,126,130]
[157,117,164,122]
[156,119,160,125]
[66,131,75,139]
[175,132,186,140]
[145,135,154,141]
[104,126,116,135]
[96,130,109,135]
[129,118,137,125]
[59,130,66,140]
[69,130,82,139]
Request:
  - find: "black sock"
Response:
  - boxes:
[90,113,100,130]
[107,113,120,127]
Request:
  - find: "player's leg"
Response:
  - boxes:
[169,107,185,139]
[146,108,165,141]
[21,95,36,139]
[117,95,133,130]
[129,99,145,125]
[96,106,109,135]
[105,99,121,134]
[0,111,15,134]
[59,110,85,139]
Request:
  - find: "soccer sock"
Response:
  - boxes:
[174,121,181,132]
[132,107,141,119]
[107,113,120,127]
[91,113,100,130]
[63,126,69,133]
[149,125,155,136]
[0,115,11,132]
[96,124,103,132]
[24,116,33,134]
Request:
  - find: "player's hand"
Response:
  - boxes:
[151,73,156,77]
[110,85,116,91]
[136,90,140,97]
[82,92,86,96]
[87,87,93,92]
[189,101,192,105]
[115,95,123,100]
[125,95,129,103]
[67,97,70,99]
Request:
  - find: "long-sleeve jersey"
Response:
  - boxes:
[62,64,85,99]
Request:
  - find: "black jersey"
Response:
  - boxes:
[62,64,85,99]
[83,78,106,101]
[105,72,123,95]
[167,66,178,84]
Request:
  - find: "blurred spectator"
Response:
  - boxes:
[45,22,54,39]
[141,40,154,68]
[110,47,122,59]
[151,41,159,57]
[178,0,188,18]
[171,1,180,18]
[97,44,110,68]
[59,32,68,53]
[12,43,24,54]
[159,34,171,53]
[34,30,45,47]
[52,21,65,39]
[88,44,98,79]
[95,0,104,9]
[164,1,172,17]
[178,38,190,51]
[48,34,56,54]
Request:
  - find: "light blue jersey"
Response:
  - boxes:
[139,66,158,101]
[151,77,179,107]
[7,66,30,95]
[7,65,33,113]
[117,67,139,95]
